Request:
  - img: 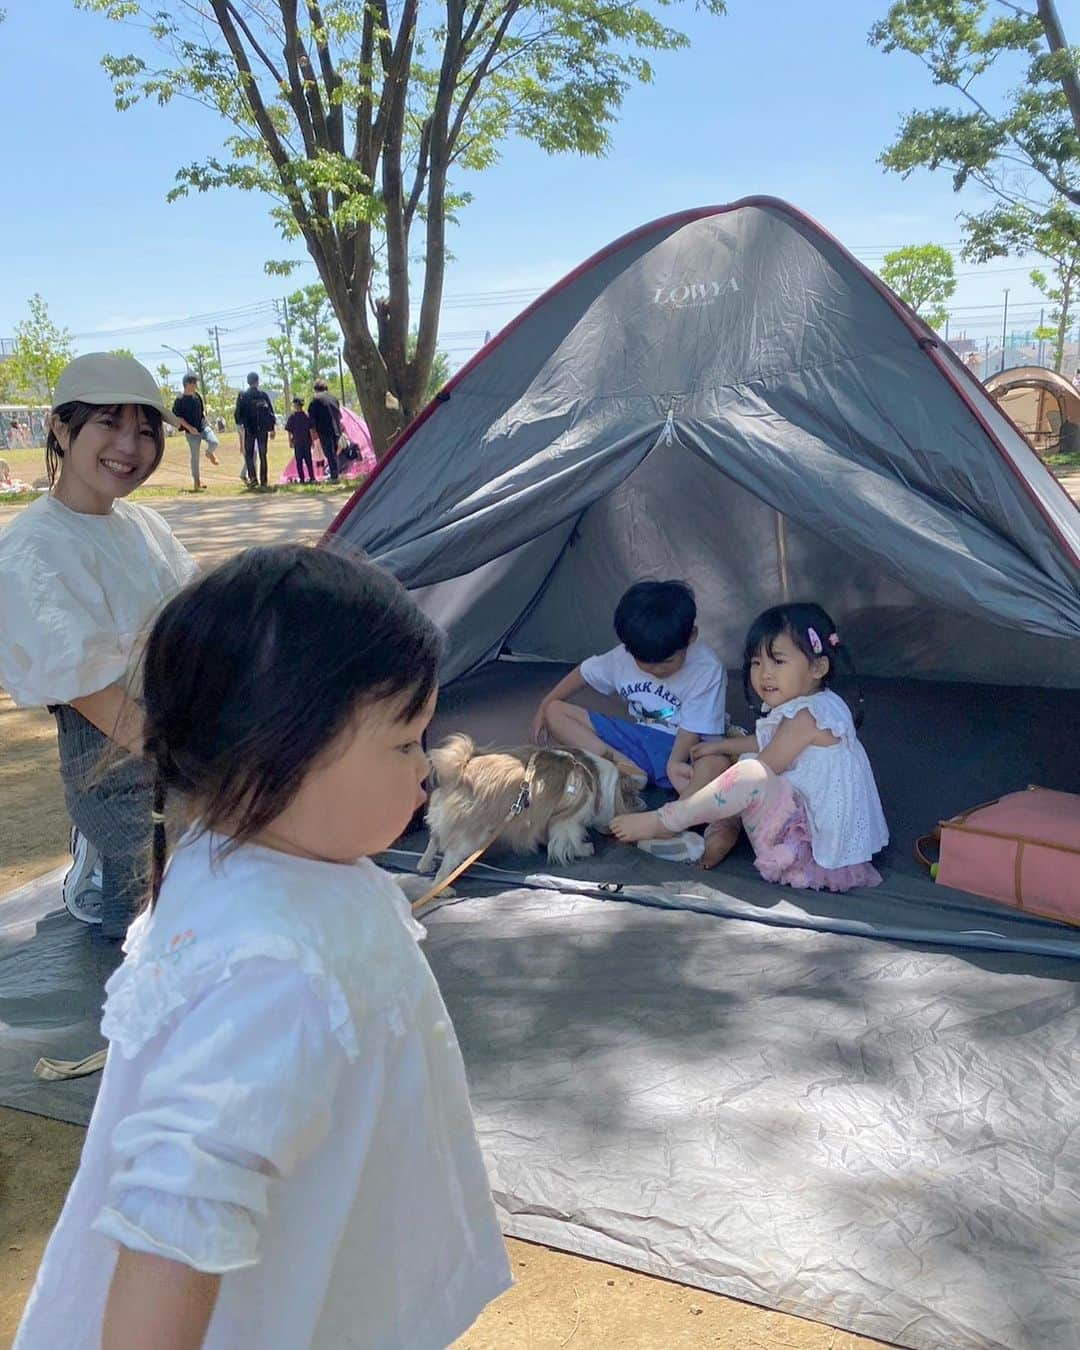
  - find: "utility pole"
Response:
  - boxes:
[1038,307,1045,367]
[281,297,293,407]
[1000,289,1010,372]
[943,314,950,345]
[984,336,990,375]
[338,348,346,405]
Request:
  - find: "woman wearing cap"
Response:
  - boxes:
[0,354,197,939]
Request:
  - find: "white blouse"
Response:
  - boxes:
[756,689,889,869]
[14,836,511,1350]
[0,494,196,707]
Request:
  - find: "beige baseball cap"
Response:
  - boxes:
[52,352,180,426]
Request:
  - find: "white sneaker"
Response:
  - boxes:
[635,831,706,864]
[63,827,103,925]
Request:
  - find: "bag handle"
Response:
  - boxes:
[914,827,940,871]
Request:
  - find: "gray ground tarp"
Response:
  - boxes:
[4,865,1080,1350]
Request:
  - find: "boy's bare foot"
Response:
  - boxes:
[206,450,220,465]
[702,820,740,869]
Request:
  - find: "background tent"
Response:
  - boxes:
[279,404,376,484]
[984,364,1080,462]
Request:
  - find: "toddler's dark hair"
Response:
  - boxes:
[141,544,442,907]
[46,402,165,486]
[742,601,863,725]
[614,580,696,664]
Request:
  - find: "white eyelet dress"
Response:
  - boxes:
[752,690,889,892]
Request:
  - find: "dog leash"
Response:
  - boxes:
[34,1048,108,1080]
[411,752,543,912]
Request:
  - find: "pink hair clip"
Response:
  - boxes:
[828,632,840,648]
[807,627,823,654]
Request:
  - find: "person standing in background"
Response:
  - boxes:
[285,397,316,484]
[234,372,277,490]
[172,374,219,492]
[308,378,342,483]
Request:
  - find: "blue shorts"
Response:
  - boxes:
[587,713,678,789]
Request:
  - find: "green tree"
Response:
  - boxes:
[879,243,957,328]
[264,334,305,406]
[155,361,174,411]
[183,341,228,412]
[11,294,74,404]
[109,346,136,359]
[870,1,1080,211]
[78,0,726,455]
[287,285,340,390]
[963,199,1080,370]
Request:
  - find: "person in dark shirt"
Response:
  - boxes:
[234,372,277,489]
[285,398,315,484]
[307,379,342,483]
[172,374,220,491]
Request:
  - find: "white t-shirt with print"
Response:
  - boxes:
[580,641,728,737]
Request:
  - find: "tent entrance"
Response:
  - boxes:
[499,429,1079,687]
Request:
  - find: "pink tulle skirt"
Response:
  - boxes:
[735,780,882,894]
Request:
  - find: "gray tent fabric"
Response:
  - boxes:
[329,197,1079,686]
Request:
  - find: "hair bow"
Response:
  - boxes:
[828,632,840,648]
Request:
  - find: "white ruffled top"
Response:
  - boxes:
[0,494,196,707]
[14,833,510,1350]
[756,689,889,869]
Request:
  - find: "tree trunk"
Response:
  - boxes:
[342,327,404,457]
[1054,277,1071,371]
[1038,1,1080,143]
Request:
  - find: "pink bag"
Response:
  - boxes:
[918,786,1080,925]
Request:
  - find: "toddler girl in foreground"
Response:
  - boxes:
[15,545,510,1350]
[612,602,888,892]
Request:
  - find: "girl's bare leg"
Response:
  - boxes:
[612,758,787,846]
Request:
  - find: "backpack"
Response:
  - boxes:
[252,390,276,433]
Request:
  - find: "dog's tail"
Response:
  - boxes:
[427,733,475,787]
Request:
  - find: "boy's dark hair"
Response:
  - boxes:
[742,601,862,725]
[183,373,198,386]
[141,544,443,906]
[292,396,304,407]
[45,402,165,487]
[614,580,696,664]
[313,378,329,391]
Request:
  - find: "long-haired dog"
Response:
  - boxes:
[417,734,645,888]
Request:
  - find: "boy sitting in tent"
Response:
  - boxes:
[530,580,737,864]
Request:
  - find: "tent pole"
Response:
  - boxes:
[775,511,791,600]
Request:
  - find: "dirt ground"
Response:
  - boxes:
[0,486,923,1349]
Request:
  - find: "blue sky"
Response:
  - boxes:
[0,0,1052,380]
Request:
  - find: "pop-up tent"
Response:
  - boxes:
[329,197,1079,698]
[313,207,1080,1347]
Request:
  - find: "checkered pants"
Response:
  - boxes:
[53,705,153,939]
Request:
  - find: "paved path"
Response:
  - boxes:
[0,494,346,569]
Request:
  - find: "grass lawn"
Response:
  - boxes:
[0,433,362,505]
